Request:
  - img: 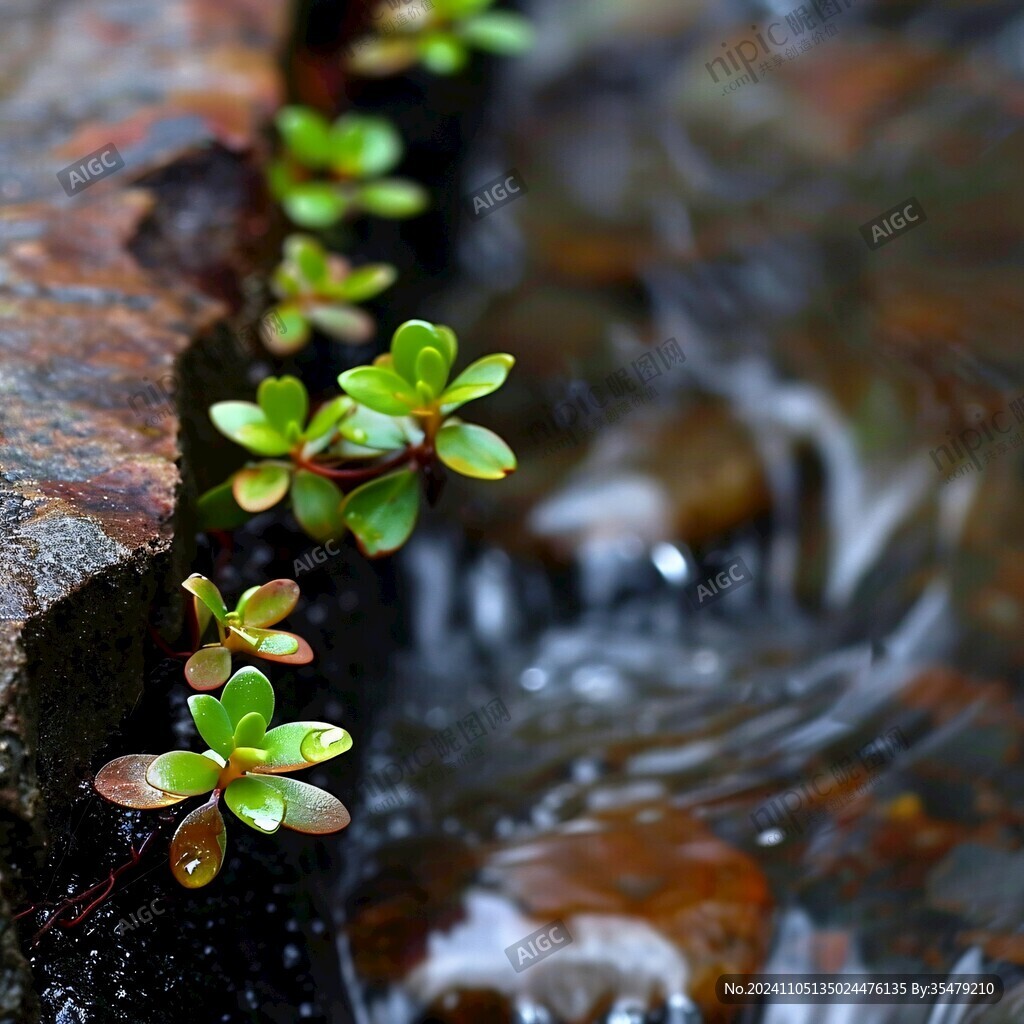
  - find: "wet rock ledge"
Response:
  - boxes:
[0,1,290,1019]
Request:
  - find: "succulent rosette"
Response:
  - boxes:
[182,574,314,691]
[94,667,351,888]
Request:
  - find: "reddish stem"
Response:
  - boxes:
[24,827,165,946]
[293,445,417,483]
[147,624,191,661]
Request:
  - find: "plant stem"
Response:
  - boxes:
[293,445,417,483]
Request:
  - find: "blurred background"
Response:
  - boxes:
[3,0,1024,1021]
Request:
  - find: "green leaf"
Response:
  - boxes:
[332,263,397,303]
[261,306,311,356]
[209,401,265,444]
[342,469,420,557]
[390,320,455,385]
[170,800,227,889]
[414,346,448,399]
[241,579,299,628]
[345,36,419,77]
[337,403,420,452]
[459,11,534,53]
[220,666,275,729]
[198,481,252,531]
[234,586,260,618]
[187,695,235,759]
[257,776,351,834]
[291,470,346,543]
[439,353,514,411]
[184,647,232,691]
[308,303,375,343]
[257,376,308,439]
[356,178,428,219]
[247,629,300,656]
[435,0,495,16]
[232,464,291,513]
[436,421,517,479]
[337,366,420,415]
[225,776,285,834]
[146,751,221,797]
[283,234,327,283]
[94,754,188,809]
[258,721,353,773]
[283,183,348,229]
[233,711,267,749]
[276,106,332,169]
[182,574,228,623]
[305,396,351,444]
[328,115,402,178]
[233,423,292,457]
[418,32,470,75]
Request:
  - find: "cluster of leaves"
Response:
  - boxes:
[346,0,534,77]
[269,109,428,230]
[96,666,351,888]
[265,235,397,356]
[200,319,516,555]
[182,574,313,691]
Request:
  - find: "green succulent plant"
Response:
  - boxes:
[183,574,313,691]
[264,234,397,356]
[269,108,428,230]
[346,0,534,77]
[94,667,351,888]
[198,319,516,555]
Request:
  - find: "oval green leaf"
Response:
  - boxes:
[332,263,397,303]
[308,303,375,343]
[232,463,291,513]
[418,32,470,75]
[262,306,311,357]
[390,320,449,386]
[209,401,266,445]
[225,776,285,834]
[282,183,348,229]
[257,722,353,773]
[436,421,517,480]
[276,106,332,169]
[219,666,275,729]
[233,711,268,750]
[233,422,292,458]
[170,800,227,889]
[198,481,252,532]
[291,469,346,543]
[182,575,228,623]
[356,178,428,219]
[241,579,299,628]
[257,376,309,438]
[188,695,235,758]
[459,11,534,53]
[305,396,352,444]
[342,469,420,557]
[439,353,514,412]
[95,755,188,809]
[337,366,420,415]
[283,234,327,283]
[328,114,402,178]
[146,751,221,797]
[414,346,448,400]
[258,776,351,834]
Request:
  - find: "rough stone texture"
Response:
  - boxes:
[0,1,291,1020]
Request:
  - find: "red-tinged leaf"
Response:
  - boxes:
[94,755,187,809]
[170,800,227,889]
[184,647,232,691]
[240,579,299,628]
[248,629,313,666]
[258,776,351,834]
[224,776,285,834]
